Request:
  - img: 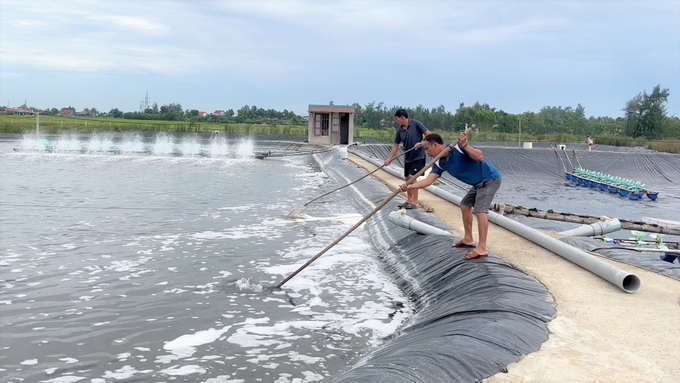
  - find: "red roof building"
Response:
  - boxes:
[5,107,35,115]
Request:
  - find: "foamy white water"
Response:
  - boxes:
[0,139,411,382]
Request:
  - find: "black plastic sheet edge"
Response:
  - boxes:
[312,152,555,383]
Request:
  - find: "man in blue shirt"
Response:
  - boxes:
[385,109,431,209]
[400,133,501,260]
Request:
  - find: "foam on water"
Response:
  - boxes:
[20,136,48,151]
[209,135,230,156]
[235,137,255,157]
[54,137,83,152]
[0,141,412,382]
[235,278,264,293]
[152,133,175,155]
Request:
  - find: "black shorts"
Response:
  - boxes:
[404,158,426,179]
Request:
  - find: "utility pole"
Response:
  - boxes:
[36,112,40,135]
[518,118,522,147]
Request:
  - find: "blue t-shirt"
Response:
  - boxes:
[432,144,501,186]
[394,119,427,163]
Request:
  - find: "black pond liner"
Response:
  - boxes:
[310,152,555,383]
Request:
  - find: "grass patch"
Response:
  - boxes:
[594,135,680,153]
[0,115,307,136]
[645,140,680,153]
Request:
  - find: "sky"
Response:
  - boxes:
[1,0,679,118]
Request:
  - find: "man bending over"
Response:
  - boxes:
[400,132,501,260]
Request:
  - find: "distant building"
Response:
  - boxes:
[307,104,354,146]
[5,107,35,115]
[198,111,207,117]
[213,110,225,116]
[59,109,75,116]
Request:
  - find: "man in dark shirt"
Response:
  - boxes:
[400,133,501,260]
[384,109,431,209]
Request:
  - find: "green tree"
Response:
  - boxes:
[160,103,183,121]
[624,85,670,139]
[108,108,123,118]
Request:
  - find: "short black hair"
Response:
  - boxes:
[394,108,408,118]
[423,133,443,145]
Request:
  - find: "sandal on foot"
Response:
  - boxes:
[464,250,489,260]
[404,203,418,209]
[452,240,476,248]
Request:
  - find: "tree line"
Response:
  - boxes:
[2,85,676,140]
[352,85,678,140]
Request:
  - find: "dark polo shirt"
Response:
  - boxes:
[394,118,427,163]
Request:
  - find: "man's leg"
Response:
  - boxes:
[460,205,475,244]
[464,211,489,260]
[399,164,411,207]
[464,177,501,260]
[404,174,417,205]
[454,187,477,247]
[474,212,489,254]
[407,159,425,205]
[409,186,419,205]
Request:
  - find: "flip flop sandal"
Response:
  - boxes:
[465,250,489,260]
[452,241,476,248]
[404,203,418,209]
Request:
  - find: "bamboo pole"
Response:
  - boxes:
[494,203,680,236]
[287,145,420,218]
[275,128,471,289]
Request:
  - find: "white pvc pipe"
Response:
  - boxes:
[350,150,641,294]
[559,219,622,237]
[388,211,452,236]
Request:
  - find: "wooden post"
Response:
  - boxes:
[518,119,522,147]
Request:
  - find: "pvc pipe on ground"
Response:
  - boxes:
[350,149,641,294]
[559,218,622,237]
[388,211,452,236]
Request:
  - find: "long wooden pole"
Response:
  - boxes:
[287,145,420,217]
[276,128,471,289]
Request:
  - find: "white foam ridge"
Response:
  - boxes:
[14,133,261,158]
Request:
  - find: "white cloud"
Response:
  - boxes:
[0,72,26,78]
[86,15,167,33]
[0,0,677,116]
[0,0,578,77]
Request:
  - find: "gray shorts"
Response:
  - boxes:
[461,177,501,214]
